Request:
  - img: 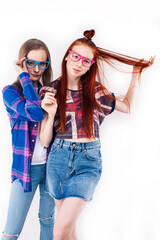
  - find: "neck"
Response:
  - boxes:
[32,80,39,91]
[67,76,81,90]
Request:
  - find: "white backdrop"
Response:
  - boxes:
[0,0,160,240]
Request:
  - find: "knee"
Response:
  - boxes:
[53,230,66,240]
[1,232,18,240]
[53,224,71,240]
[39,215,54,228]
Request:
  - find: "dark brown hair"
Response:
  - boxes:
[56,29,153,138]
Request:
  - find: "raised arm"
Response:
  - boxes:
[115,57,154,113]
[40,92,58,147]
[2,72,44,121]
[2,58,44,121]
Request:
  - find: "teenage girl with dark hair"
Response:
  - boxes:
[1,39,55,240]
[40,30,154,240]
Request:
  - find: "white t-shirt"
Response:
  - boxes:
[31,123,47,165]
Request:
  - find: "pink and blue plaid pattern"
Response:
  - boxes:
[2,72,44,192]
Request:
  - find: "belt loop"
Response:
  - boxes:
[82,143,85,152]
[59,139,64,148]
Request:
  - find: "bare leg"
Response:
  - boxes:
[71,226,77,240]
[54,199,77,240]
[54,197,86,240]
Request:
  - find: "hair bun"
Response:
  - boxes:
[83,29,95,40]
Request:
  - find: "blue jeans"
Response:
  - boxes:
[1,164,55,240]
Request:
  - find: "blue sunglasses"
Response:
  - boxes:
[25,59,50,69]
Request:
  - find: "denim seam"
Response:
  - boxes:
[39,216,54,220]
[60,144,100,150]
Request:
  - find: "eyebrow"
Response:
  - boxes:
[71,50,94,60]
[26,58,48,61]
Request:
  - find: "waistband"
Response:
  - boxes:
[54,138,101,150]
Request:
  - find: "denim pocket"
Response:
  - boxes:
[49,144,58,154]
[83,148,102,162]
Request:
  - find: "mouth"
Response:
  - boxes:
[31,74,40,78]
[73,68,81,73]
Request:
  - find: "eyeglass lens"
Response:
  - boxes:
[25,60,48,69]
[70,52,93,67]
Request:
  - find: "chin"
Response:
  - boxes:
[31,76,40,81]
[71,71,82,77]
[31,78,38,81]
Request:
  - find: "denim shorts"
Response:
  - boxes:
[45,138,102,202]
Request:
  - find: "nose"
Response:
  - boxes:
[34,63,40,72]
[76,58,83,67]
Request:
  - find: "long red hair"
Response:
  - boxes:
[56,30,153,138]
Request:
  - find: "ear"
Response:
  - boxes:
[65,56,68,61]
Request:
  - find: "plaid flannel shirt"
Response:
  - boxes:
[2,72,44,192]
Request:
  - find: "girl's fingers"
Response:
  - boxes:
[44,94,56,102]
[14,60,21,66]
[43,100,54,104]
[45,92,55,97]
[42,92,57,107]
[44,97,56,102]
[15,57,26,65]
[20,57,26,62]
[42,98,57,105]
[149,56,155,65]
[44,94,55,99]
[45,98,56,103]
[43,100,56,105]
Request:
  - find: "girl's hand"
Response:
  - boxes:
[14,57,28,75]
[41,92,58,117]
[133,56,155,73]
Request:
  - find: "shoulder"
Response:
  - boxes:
[95,81,110,95]
[49,79,60,89]
[95,81,115,104]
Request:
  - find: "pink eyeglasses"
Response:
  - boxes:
[69,50,95,67]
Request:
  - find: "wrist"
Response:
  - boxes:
[48,113,56,119]
[132,66,142,74]
[18,69,24,74]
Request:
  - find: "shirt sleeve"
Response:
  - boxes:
[95,84,116,117]
[2,72,44,121]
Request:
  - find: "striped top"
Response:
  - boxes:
[39,79,115,139]
[2,72,45,192]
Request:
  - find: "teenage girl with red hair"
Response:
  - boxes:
[39,30,154,240]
